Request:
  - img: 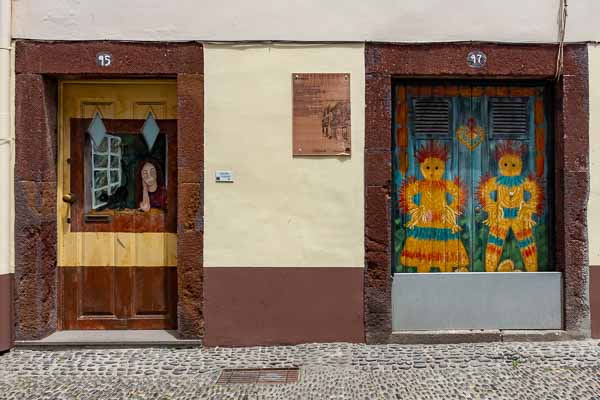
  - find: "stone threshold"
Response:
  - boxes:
[15,330,202,348]
[16,329,586,348]
[384,330,584,345]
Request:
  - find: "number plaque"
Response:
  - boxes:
[96,52,113,68]
[467,51,487,68]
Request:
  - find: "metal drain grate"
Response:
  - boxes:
[217,368,299,384]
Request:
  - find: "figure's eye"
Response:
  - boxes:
[512,164,516,167]
[504,163,508,167]
[426,166,430,170]
[435,166,439,170]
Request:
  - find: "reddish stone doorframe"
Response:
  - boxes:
[364,43,590,343]
[14,41,204,340]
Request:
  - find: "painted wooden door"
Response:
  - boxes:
[393,84,552,273]
[58,81,178,329]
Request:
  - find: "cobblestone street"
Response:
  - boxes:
[0,340,599,399]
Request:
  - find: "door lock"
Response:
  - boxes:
[62,193,77,204]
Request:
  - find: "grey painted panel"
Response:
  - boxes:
[392,272,562,331]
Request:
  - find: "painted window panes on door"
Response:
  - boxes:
[392,85,552,273]
[85,113,167,214]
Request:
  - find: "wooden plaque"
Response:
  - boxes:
[293,73,351,156]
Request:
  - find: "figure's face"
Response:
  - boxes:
[420,157,445,180]
[498,154,522,177]
[141,163,157,189]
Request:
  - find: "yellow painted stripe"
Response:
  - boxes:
[59,232,177,267]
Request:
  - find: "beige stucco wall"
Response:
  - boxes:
[203,44,364,268]
[589,43,600,265]
[8,40,14,274]
[11,0,600,43]
[0,42,13,277]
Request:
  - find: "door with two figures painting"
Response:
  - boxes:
[393,84,552,274]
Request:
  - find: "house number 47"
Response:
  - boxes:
[96,52,112,67]
[467,51,487,68]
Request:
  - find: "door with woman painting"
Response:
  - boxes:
[59,81,177,329]
[393,83,553,274]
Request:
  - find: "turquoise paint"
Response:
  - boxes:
[488,235,505,247]
[405,227,461,241]
[518,236,535,249]
[503,207,519,219]
[497,175,525,187]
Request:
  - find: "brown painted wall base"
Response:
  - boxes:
[591,266,600,338]
[203,267,364,346]
[0,274,14,351]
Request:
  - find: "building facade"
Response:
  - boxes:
[1,0,599,350]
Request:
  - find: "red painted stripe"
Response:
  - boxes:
[0,274,13,351]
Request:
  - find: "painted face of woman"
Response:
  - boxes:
[141,162,158,192]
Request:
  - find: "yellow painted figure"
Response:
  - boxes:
[478,141,542,272]
[400,142,469,272]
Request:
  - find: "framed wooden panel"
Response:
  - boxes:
[69,119,178,233]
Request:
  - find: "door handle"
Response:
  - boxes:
[474,206,482,213]
[62,193,77,204]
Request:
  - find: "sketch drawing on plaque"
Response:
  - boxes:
[293,73,351,156]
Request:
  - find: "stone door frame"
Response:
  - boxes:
[14,41,204,340]
[364,43,590,343]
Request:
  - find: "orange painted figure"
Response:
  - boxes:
[399,141,469,272]
[478,141,542,272]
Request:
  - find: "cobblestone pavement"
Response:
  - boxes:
[0,340,599,399]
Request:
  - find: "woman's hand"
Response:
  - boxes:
[139,186,151,212]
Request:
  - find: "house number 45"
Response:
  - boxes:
[96,52,112,67]
[467,51,487,68]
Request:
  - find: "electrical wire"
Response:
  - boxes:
[555,0,568,81]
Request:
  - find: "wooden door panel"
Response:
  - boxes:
[60,268,79,330]
[133,102,167,119]
[79,266,117,317]
[133,268,169,316]
[81,102,115,119]
[131,268,177,323]
[62,267,127,330]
